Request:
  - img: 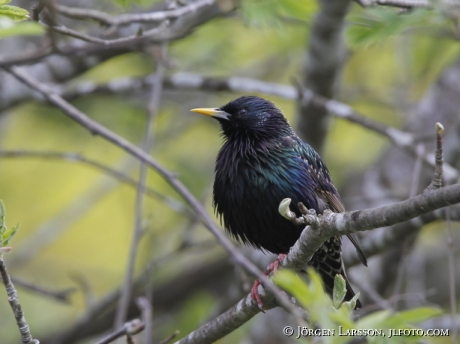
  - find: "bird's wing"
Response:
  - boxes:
[293,137,368,267]
[345,234,367,266]
[314,183,368,267]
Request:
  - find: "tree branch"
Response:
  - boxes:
[54,0,217,26]
[175,294,276,344]
[0,257,39,344]
[178,183,460,343]
[53,72,459,183]
[344,204,460,266]
[356,0,460,9]
[136,297,153,344]
[283,183,460,269]
[96,319,144,344]
[0,0,234,113]
[43,20,169,46]
[297,0,351,152]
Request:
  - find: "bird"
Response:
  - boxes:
[191,96,366,309]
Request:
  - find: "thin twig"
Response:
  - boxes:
[8,276,75,304]
[0,257,39,344]
[409,144,425,197]
[160,330,180,344]
[356,0,460,8]
[114,45,166,328]
[136,297,153,344]
[96,319,144,344]
[144,261,154,312]
[426,122,444,190]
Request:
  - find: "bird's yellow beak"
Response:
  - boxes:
[191,108,230,120]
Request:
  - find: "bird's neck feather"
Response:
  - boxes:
[216,131,282,180]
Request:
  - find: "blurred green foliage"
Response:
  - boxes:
[1,0,459,343]
[0,0,43,38]
[241,0,317,29]
[0,18,43,38]
[0,0,29,21]
[275,269,442,344]
[347,7,449,48]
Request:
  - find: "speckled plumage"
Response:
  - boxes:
[196,96,365,307]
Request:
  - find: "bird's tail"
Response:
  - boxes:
[308,237,362,309]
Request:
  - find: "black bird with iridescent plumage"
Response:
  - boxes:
[191,96,366,309]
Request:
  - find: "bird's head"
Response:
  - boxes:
[191,96,292,139]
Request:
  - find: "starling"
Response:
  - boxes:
[191,96,366,309]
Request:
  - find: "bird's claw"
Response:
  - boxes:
[266,253,286,274]
[250,279,265,311]
[250,254,287,310]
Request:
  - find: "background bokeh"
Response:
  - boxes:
[1,0,459,343]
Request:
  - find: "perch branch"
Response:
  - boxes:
[177,182,460,343]
[96,319,144,344]
[0,257,39,344]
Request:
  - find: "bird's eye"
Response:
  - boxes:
[238,109,247,116]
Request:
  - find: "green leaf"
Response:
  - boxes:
[384,307,442,328]
[0,18,44,38]
[347,7,445,48]
[342,292,360,311]
[1,223,19,246]
[0,5,29,21]
[274,269,312,307]
[332,274,347,309]
[274,269,330,308]
[0,0,11,6]
[0,200,19,247]
[343,292,361,311]
[356,310,391,329]
[329,307,355,330]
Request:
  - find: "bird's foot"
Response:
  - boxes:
[250,279,264,311]
[266,253,287,275]
[250,254,287,310]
